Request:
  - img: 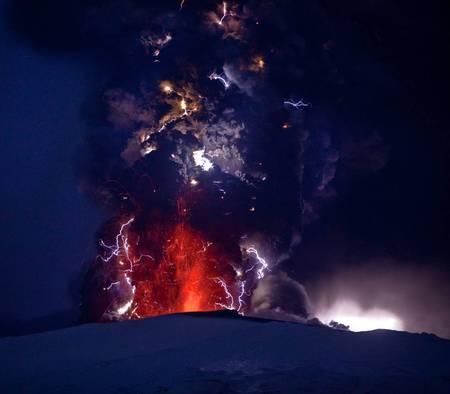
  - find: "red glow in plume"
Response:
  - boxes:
[132,219,235,318]
[84,195,239,321]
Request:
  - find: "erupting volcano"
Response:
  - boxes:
[83,183,272,320]
[80,0,319,323]
[82,156,275,322]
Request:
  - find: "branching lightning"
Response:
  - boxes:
[98,217,156,317]
[215,277,236,310]
[283,99,310,110]
[214,247,270,314]
[246,247,270,279]
[99,217,135,264]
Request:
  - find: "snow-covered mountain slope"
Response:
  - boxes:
[1,311,449,393]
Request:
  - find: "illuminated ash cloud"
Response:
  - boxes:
[140,31,172,59]
[200,117,247,179]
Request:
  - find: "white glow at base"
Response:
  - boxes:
[317,300,404,332]
[116,300,133,315]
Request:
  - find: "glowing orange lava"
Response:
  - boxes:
[128,216,235,318]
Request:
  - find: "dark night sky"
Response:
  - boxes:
[0,0,104,331]
[1,0,450,336]
[291,0,450,265]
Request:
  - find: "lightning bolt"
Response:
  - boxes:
[237,281,247,312]
[215,277,235,310]
[246,247,270,279]
[98,217,154,317]
[215,277,248,313]
[104,281,120,291]
[99,217,135,264]
[209,71,232,89]
[219,2,228,25]
[283,99,310,110]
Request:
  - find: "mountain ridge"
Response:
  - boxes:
[1,311,449,393]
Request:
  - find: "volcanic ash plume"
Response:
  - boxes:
[81,0,314,322]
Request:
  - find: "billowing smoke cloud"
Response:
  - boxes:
[249,271,311,322]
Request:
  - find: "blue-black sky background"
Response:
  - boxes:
[1,0,449,336]
[0,0,104,330]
